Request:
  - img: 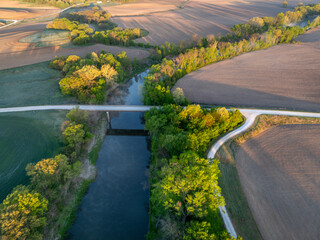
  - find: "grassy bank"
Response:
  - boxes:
[216,114,320,240]
[46,112,108,239]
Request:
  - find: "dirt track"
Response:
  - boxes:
[174,28,320,112]
[0,0,59,19]
[112,0,319,45]
[236,124,320,240]
[0,22,150,70]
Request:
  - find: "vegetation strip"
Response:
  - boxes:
[143,4,320,106]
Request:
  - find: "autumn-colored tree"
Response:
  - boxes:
[0,185,48,240]
[62,123,86,161]
[26,155,72,198]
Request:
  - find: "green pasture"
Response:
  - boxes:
[0,62,77,108]
[0,110,67,201]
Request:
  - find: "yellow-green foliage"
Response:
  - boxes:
[282,1,288,8]
[0,185,48,240]
[145,105,243,239]
[62,123,86,161]
[51,51,133,103]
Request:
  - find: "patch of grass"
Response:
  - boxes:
[0,62,77,108]
[0,110,67,202]
[216,142,263,240]
[88,138,103,165]
[19,29,71,47]
[56,179,93,239]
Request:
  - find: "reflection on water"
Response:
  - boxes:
[67,71,150,240]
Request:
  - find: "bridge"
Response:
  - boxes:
[1,105,320,238]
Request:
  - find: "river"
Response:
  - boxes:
[67,71,150,240]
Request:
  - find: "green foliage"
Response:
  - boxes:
[46,9,143,46]
[26,154,73,199]
[145,105,243,239]
[65,9,114,29]
[0,185,48,240]
[51,50,135,103]
[92,27,142,46]
[62,122,86,161]
[66,107,90,126]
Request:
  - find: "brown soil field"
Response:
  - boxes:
[174,28,320,112]
[0,0,59,20]
[235,124,320,240]
[0,22,150,70]
[103,0,183,16]
[112,0,318,45]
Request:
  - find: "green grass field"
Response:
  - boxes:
[0,110,67,201]
[0,62,77,108]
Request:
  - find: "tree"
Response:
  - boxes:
[62,123,86,161]
[0,185,48,240]
[26,155,72,197]
[282,1,288,7]
[184,221,216,240]
[151,151,224,224]
[66,107,89,126]
[172,88,187,105]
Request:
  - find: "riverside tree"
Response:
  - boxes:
[0,185,48,240]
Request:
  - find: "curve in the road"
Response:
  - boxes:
[1,105,320,238]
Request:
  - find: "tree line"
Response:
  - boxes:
[145,104,243,240]
[50,50,140,103]
[0,108,96,239]
[143,4,320,106]
[47,7,143,46]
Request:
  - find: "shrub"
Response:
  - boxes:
[282,1,288,8]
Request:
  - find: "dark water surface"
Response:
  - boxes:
[67,72,150,240]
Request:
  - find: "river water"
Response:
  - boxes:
[67,71,150,240]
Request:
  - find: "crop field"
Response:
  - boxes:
[112,0,318,45]
[0,110,66,201]
[174,27,320,112]
[0,61,77,107]
[235,124,320,240]
[0,0,59,20]
[103,0,184,16]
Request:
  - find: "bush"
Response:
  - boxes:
[282,1,288,8]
